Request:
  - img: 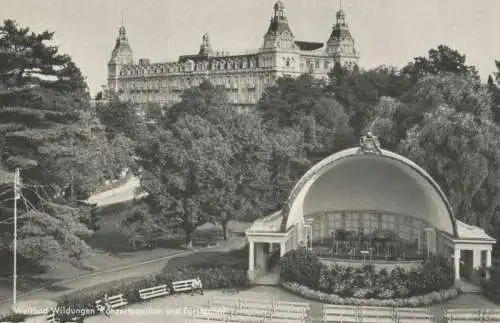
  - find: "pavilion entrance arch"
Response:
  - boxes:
[245,134,496,285]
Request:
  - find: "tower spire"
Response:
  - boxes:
[121,10,124,26]
[262,1,295,49]
[325,1,359,67]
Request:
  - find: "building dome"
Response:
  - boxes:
[280,146,458,237]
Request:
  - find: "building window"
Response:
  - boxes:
[324,61,329,69]
[315,60,320,69]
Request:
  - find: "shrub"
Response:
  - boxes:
[279,247,322,290]
[481,260,500,303]
[280,248,454,300]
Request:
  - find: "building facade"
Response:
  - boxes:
[105,1,360,108]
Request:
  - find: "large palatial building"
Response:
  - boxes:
[104,1,359,108]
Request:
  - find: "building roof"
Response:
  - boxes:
[247,211,283,233]
[109,25,132,63]
[329,27,352,39]
[456,220,496,242]
[294,41,324,51]
[265,19,293,36]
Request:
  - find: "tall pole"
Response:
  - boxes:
[13,168,19,304]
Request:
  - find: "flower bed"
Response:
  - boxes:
[281,281,458,307]
[280,247,456,304]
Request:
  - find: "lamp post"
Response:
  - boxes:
[305,218,314,251]
[13,168,20,304]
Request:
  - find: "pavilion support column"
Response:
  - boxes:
[486,249,492,279]
[472,248,481,269]
[324,213,329,240]
[454,247,461,281]
[280,242,286,257]
[417,233,421,256]
[319,217,323,242]
[249,241,255,271]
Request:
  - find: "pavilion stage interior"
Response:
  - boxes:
[305,210,434,269]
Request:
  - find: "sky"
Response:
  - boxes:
[2,0,500,95]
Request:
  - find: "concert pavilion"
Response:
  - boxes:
[245,134,496,285]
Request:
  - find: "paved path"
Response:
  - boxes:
[86,176,143,206]
[0,238,246,316]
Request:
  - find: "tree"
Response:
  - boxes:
[163,80,229,125]
[401,45,479,82]
[257,74,328,128]
[401,73,492,120]
[257,74,353,162]
[0,20,129,269]
[327,65,411,137]
[144,102,164,122]
[39,114,135,198]
[97,98,145,141]
[265,127,310,212]
[133,81,274,242]
[203,111,272,239]
[488,62,500,124]
[137,115,232,247]
[399,106,500,228]
[364,96,411,150]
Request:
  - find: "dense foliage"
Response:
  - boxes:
[280,248,454,300]
[0,19,134,271]
[132,81,277,245]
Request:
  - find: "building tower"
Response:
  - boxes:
[262,1,296,50]
[198,33,214,57]
[325,4,359,67]
[107,24,133,95]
